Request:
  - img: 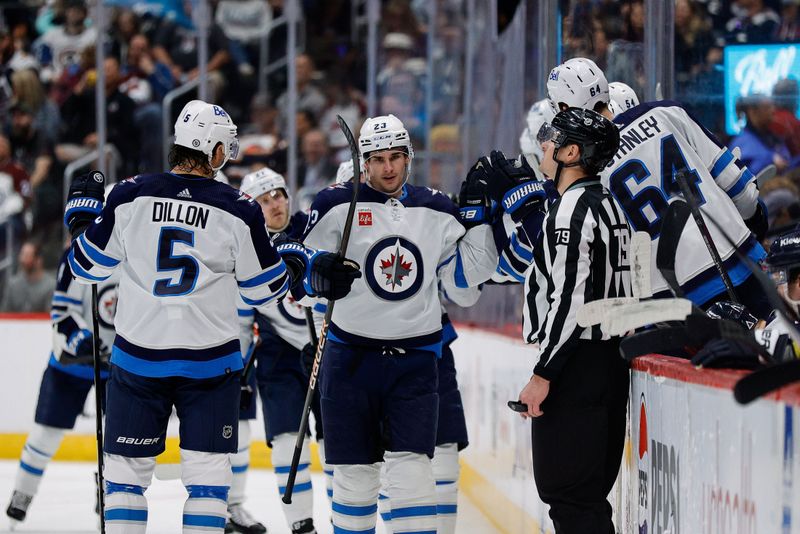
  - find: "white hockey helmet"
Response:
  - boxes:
[608,81,640,117]
[174,100,239,172]
[240,167,288,200]
[547,57,609,113]
[520,99,555,176]
[335,159,355,185]
[358,114,414,163]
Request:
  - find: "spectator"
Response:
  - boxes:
[109,8,140,63]
[35,0,97,83]
[10,69,61,144]
[296,108,318,141]
[376,32,416,89]
[770,78,800,158]
[723,0,781,44]
[776,0,800,42]
[605,0,645,97]
[729,95,792,175]
[239,93,282,156]
[215,0,272,76]
[0,134,29,247]
[58,56,138,177]
[275,54,327,128]
[674,0,714,87]
[152,1,231,103]
[761,176,800,236]
[0,240,54,312]
[298,129,337,189]
[318,79,364,163]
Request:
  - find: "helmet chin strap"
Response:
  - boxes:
[551,147,588,189]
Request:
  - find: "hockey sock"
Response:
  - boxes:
[272,432,314,526]
[14,424,65,497]
[317,439,334,503]
[105,482,148,533]
[378,462,393,533]
[229,420,251,505]
[331,463,381,534]
[384,451,437,534]
[431,444,460,534]
[103,454,156,534]
[181,449,231,533]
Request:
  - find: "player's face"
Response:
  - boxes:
[257,190,289,230]
[365,150,409,196]
[538,141,557,179]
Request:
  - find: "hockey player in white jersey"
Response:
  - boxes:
[5,243,117,526]
[608,81,640,118]
[302,114,497,534]
[237,167,331,534]
[62,99,359,534]
[520,99,555,181]
[546,57,771,317]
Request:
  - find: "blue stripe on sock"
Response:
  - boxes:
[378,494,388,500]
[186,485,228,501]
[435,479,456,485]
[332,502,378,516]
[24,443,51,458]
[105,508,148,522]
[106,482,144,495]
[183,514,226,528]
[279,481,312,495]
[327,489,334,498]
[274,463,309,474]
[437,504,458,514]
[380,512,392,522]
[324,469,334,476]
[232,464,249,473]
[333,527,376,534]
[391,505,438,519]
[19,461,43,476]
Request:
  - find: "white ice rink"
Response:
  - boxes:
[0,460,498,533]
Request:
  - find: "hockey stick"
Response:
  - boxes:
[619,325,698,362]
[305,307,319,346]
[283,115,361,504]
[577,298,693,336]
[657,200,691,298]
[631,231,652,299]
[90,284,106,533]
[676,171,738,302]
[756,164,777,188]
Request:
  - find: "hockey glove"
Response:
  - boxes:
[744,198,768,243]
[276,241,361,301]
[59,329,110,366]
[485,150,547,223]
[300,342,317,375]
[65,170,106,237]
[691,338,762,369]
[458,160,493,229]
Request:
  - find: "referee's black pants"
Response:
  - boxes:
[530,339,630,534]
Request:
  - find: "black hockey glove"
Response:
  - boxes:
[485,150,547,223]
[65,170,106,237]
[276,241,361,301]
[744,198,768,243]
[458,160,493,229]
[691,338,762,369]
[300,342,317,375]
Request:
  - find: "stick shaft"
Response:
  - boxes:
[91,284,106,533]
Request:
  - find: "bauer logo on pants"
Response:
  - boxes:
[364,236,423,301]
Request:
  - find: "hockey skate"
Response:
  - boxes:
[291,518,316,534]
[225,503,267,534]
[6,490,32,527]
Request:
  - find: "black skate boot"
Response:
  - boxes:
[225,503,267,534]
[6,490,32,523]
[291,518,316,534]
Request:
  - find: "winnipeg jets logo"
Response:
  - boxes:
[365,236,424,301]
[97,284,118,330]
[380,242,413,290]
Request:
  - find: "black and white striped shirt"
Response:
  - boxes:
[523,177,632,380]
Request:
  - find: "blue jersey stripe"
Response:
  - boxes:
[52,295,82,306]
[238,263,287,288]
[510,232,533,262]
[115,336,239,361]
[68,250,109,282]
[237,308,255,317]
[685,240,765,306]
[454,249,468,288]
[727,168,755,198]
[710,149,734,179]
[241,279,288,306]
[78,233,121,268]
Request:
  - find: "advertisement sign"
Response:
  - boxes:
[724,43,800,135]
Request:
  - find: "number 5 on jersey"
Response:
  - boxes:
[154,227,199,296]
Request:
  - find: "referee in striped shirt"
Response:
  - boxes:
[502,108,631,533]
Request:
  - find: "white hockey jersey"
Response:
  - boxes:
[603,101,763,304]
[49,248,118,380]
[69,173,291,379]
[302,182,497,352]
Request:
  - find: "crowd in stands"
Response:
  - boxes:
[1,0,800,312]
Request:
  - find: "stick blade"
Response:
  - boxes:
[619,325,692,361]
[734,359,800,404]
[631,231,652,299]
[656,200,691,297]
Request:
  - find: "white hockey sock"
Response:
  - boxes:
[432,443,460,534]
[317,439,333,503]
[272,432,314,526]
[181,449,231,533]
[378,462,393,533]
[331,463,380,533]
[384,451,437,534]
[103,454,156,534]
[229,420,251,505]
[14,424,65,497]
